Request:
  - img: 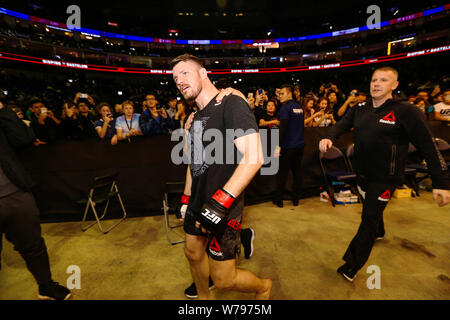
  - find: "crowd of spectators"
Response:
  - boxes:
[1,72,449,149]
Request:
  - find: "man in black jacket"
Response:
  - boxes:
[319,67,450,282]
[0,102,71,300]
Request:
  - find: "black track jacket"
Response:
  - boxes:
[324,98,450,189]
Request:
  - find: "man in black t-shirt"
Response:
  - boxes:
[171,54,272,300]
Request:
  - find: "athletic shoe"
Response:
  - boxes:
[292,198,299,206]
[38,280,71,300]
[184,277,215,299]
[375,232,385,241]
[241,228,255,259]
[337,263,358,282]
[272,200,283,208]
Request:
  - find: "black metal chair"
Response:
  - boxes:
[319,145,359,207]
[162,182,185,245]
[79,172,127,234]
[407,138,450,186]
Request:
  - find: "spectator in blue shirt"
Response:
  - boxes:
[139,94,175,136]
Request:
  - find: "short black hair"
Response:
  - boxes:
[280,84,294,94]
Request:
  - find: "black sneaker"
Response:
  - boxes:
[272,200,283,208]
[292,198,299,206]
[241,228,255,259]
[337,263,358,282]
[38,280,72,300]
[375,231,385,241]
[375,234,385,241]
[184,277,215,299]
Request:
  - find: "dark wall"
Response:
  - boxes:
[17,123,450,222]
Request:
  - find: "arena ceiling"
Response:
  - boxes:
[1,0,446,39]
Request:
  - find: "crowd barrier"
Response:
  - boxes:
[16,123,449,222]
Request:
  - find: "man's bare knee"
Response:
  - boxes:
[211,265,236,290]
[184,236,207,262]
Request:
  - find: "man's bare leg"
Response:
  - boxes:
[210,258,272,300]
[184,234,210,299]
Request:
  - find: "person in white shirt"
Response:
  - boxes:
[433,89,450,123]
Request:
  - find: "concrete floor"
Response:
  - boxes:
[0,192,449,300]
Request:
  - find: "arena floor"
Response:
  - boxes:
[0,191,449,300]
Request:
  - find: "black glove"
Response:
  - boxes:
[198,188,236,234]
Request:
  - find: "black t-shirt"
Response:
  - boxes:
[259,112,279,128]
[188,94,259,218]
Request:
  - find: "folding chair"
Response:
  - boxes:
[407,138,450,185]
[435,138,450,167]
[79,172,127,234]
[345,144,355,172]
[163,182,185,245]
[319,145,359,207]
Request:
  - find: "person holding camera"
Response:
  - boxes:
[94,103,118,145]
[336,90,360,119]
[0,101,71,300]
[312,97,336,127]
[29,101,61,143]
[139,93,175,136]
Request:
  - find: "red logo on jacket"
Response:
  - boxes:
[379,111,396,125]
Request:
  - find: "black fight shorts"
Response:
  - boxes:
[184,208,242,261]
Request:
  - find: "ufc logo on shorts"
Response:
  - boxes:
[201,208,221,224]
